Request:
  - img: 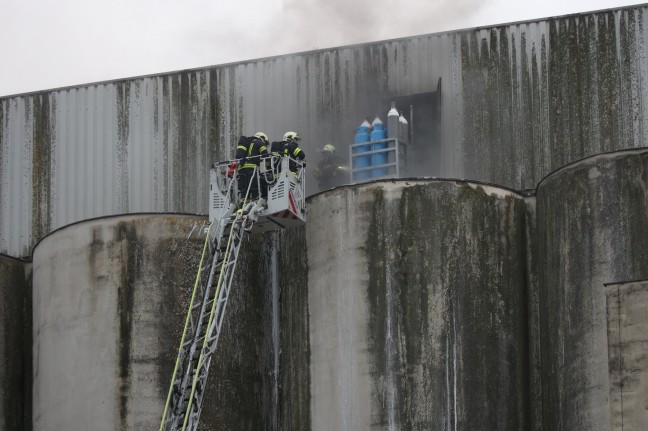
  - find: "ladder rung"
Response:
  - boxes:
[182,339,194,349]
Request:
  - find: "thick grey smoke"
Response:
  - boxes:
[277,0,487,52]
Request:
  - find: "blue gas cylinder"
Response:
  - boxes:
[353,119,372,180]
[371,116,387,177]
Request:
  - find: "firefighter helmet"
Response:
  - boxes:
[254,132,269,143]
[322,144,335,154]
[283,131,300,142]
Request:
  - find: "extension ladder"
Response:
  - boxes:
[159,167,266,431]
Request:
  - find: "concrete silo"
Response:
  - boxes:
[606,279,648,430]
[303,180,529,429]
[0,254,31,431]
[31,214,268,431]
[535,149,648,430]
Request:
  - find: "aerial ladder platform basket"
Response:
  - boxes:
[159,155,305,431]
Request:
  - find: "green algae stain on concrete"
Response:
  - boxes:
[0,256,32,431]
[112,221,141,430]
[276,226,311,430]
[396,184,458,428]
[362,182,529,429]
[364,187,390,427]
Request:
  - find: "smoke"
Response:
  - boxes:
[275,0,488,53]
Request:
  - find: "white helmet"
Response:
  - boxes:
[283,131,300,142]
[322,144,335,154]
[254,132,269,143]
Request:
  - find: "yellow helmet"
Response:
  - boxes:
[254,132,269,143]
[283,131,300,142]
[322,144,335,154]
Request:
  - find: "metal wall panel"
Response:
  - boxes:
[2,5,648,256]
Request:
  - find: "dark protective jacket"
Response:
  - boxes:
[270,141,284,156]
[283,141,306,173]
[313,154,344,189]
[236,136,268,170]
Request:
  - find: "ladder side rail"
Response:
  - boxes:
[194,356,213,423]
[168,176,240,428]
[187,219,248,430]
[181,226,246,431]
[173,245,223,416]
[162,169,239,430]
[205,224,246,350]
[164,160,272,431]
[180,218,244,430]
[172,203,239,425]
[183,358,211,431]
[159,223,214,431]
[167,261,218,429]
[185,244,226,351]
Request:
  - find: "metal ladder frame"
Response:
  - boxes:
[159,165,264,431]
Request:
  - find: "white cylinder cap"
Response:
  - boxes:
[388,102,399,117]
[361,119,371,128]
[399,114,408,124]
[372,116,383,126]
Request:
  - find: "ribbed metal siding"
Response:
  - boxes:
[2,5,648,256]
[1,74,220,257]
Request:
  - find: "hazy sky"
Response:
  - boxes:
[0,0,641,97]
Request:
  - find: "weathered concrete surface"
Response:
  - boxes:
[535,149,648,430]
[246,228,312,431]
[307,180,529,430]
[31,215,267,431]
[0,254,31,431]
[523,194,543,431]
[275,227,310,431]
[196,232,271,431]
[606,280,648,431]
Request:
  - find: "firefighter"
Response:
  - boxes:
[282,131,306,174]
[235,132,269,205]
[313,144,345,190]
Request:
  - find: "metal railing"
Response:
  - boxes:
[349,138,407,183]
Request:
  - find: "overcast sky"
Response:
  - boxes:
[0,0,641,97]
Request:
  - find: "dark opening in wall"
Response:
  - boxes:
[384,78,442,177]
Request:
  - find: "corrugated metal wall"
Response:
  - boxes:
[2,5,648,256]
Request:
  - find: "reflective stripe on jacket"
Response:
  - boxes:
[235,138,268,170]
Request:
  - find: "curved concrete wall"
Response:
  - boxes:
[305,180,529,429]
[0,254,30,431]
[536,149,648,430]
[31,214,268,430]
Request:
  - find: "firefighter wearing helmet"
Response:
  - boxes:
[234,132,269,205]
[313,144,345,190]
[282,131,306,174]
